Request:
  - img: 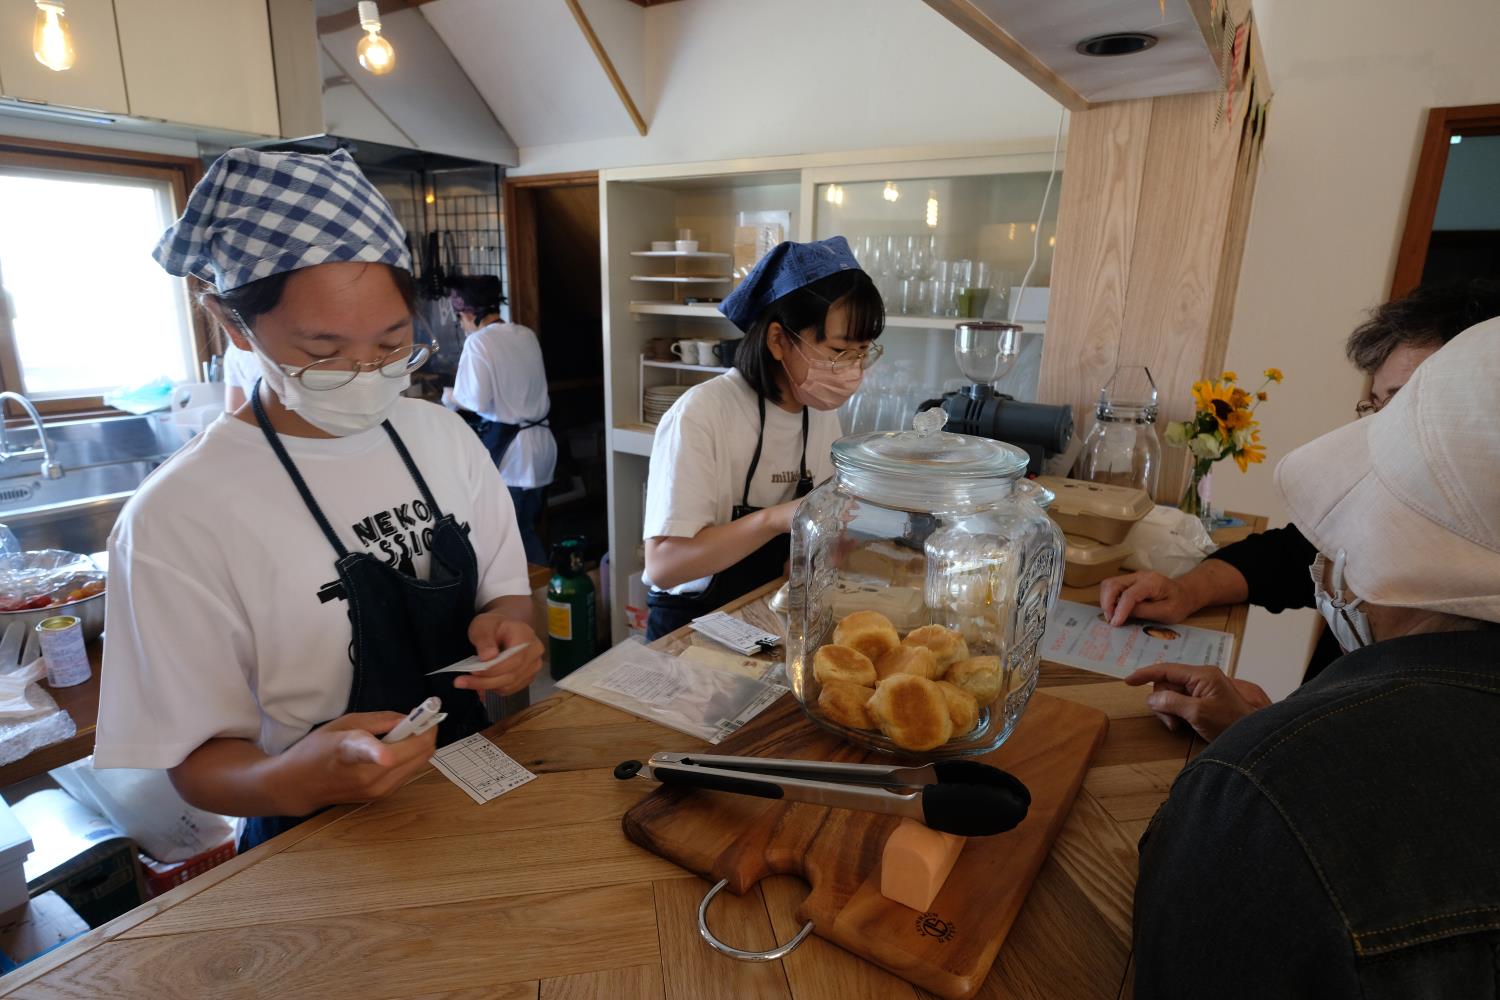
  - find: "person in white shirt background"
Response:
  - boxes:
[642,236,886,640]
[221,342,258,412]
[94,148,544,851]
[447,275,556,565]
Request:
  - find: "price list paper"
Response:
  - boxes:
[431,733,538,805]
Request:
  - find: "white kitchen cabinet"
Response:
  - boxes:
[114,0,280,137]
[0,0,128,115]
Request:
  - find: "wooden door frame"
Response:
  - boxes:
[502,171,599,332]
[1390,103,1500,297]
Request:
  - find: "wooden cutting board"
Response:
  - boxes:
[622,690,1109,1000]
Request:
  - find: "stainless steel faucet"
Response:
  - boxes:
[0,392,63,479]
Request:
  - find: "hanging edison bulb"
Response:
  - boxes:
[882,181,900,203]
[824,184,845,206]
[357,1,395,76]
[925,194,939,228]
[32,1,76,72]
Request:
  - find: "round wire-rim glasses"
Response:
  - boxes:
[796,338,885,373]
[232,310,435,391]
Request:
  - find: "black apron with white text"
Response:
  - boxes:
[645,397,812,641]
[240,384,490,850]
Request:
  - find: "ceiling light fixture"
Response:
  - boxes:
[824,184,845,206]
[925,193,939,228]
[32,1,76,72]
[1075,32,1157,57]
[882,181,900,203]
[357,2,395,76]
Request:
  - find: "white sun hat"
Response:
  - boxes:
[1274,317,1500,622]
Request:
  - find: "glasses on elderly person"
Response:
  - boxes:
[1354,386,1400,419]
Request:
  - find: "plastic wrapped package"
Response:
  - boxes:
[0,530,105,613]
[50,758,235,864]
[557,639,787,744]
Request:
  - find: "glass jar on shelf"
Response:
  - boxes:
[786,409,1064,757]
[1076,365,1162,497]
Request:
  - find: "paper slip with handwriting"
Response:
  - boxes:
[431,733,537,804]
[1040,599,1234,680]
[690,612,780,654]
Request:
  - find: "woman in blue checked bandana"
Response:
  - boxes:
[93,148,543,849]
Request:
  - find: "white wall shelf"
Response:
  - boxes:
[642,358,731,373]
[629,275,732,284]
[611,423,656,457]
[629,301,725,319]
[629,250,732,259]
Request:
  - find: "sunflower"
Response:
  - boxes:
[1193,380,1235,418]
[1234,431,1266,472]
[1263,367,1284,383]
[1220,370,1238,382]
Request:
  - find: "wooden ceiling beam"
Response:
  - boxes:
[316,0,439,36]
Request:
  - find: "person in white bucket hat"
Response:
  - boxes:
[1131,320,1500,998]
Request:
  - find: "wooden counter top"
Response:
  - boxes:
[0,515,1266,998]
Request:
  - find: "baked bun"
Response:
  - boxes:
[868,674,953,751]
[874,644,942,681]
[833,611,901,665]
[813,644,877,687]
[818,680,876,730]
[946,655,1005,705]
[901,625,971,676]
[936,680,980,735]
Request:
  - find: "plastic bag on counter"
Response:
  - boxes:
[557,638,787,744]
[0,547,104,612]
[50,758,235,864]
[1121,505,1219,579]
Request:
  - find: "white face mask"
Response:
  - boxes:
[1310,549,1374,652]
[252,349,409,437]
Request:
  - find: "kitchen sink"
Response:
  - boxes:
[0,413,194,555]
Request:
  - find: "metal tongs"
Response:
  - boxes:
[615,752,1030,837]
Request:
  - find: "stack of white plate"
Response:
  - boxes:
[643,384,690,424]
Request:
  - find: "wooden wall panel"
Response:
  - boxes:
[1039,100,1154,438]
[1041,13,1265,502]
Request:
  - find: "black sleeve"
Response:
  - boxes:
[1205,523,1319,613]
[1133,761,1360,999]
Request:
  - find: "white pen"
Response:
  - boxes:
[382,696,446,744]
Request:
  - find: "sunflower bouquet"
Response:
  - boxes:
[1164,368,1284,519]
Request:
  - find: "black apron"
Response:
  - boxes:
[476,412,549,470]
[239,384,491,851]
[646,397,812,641]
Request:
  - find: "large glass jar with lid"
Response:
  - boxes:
[786,409,1064,756]
[1076,365,1163,496]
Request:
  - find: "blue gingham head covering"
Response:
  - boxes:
[153,148,410,292]
[720,236,860,332]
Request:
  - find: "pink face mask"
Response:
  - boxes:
[784,337,864,410]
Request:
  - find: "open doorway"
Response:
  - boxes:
[503,172,606,568]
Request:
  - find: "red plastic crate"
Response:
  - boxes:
[139,840,236,899]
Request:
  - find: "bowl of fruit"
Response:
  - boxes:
[0,552,106,642]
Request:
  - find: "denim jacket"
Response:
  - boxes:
[1133,631,1500,998]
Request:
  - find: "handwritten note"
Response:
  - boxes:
[431,733,537,804]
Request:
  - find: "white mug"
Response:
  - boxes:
[670,339,694,361]
[695,341,718,366]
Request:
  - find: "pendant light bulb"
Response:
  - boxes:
[882,181,900,203]
[32,1,76,73]
[824,184,845,207]
[356,2,395,76]
[925,194,939,228]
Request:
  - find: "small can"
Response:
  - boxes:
[36,615,91,688]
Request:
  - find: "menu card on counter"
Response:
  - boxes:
[557,638,787,744]
[1040,599,1234,680]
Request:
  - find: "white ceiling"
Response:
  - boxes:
[421,0,642,149]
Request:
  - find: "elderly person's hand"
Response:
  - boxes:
[1123,663,1272,742]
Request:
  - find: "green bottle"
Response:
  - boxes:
[547,536,597,679]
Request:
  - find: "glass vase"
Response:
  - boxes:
[1179,461,1215,531]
